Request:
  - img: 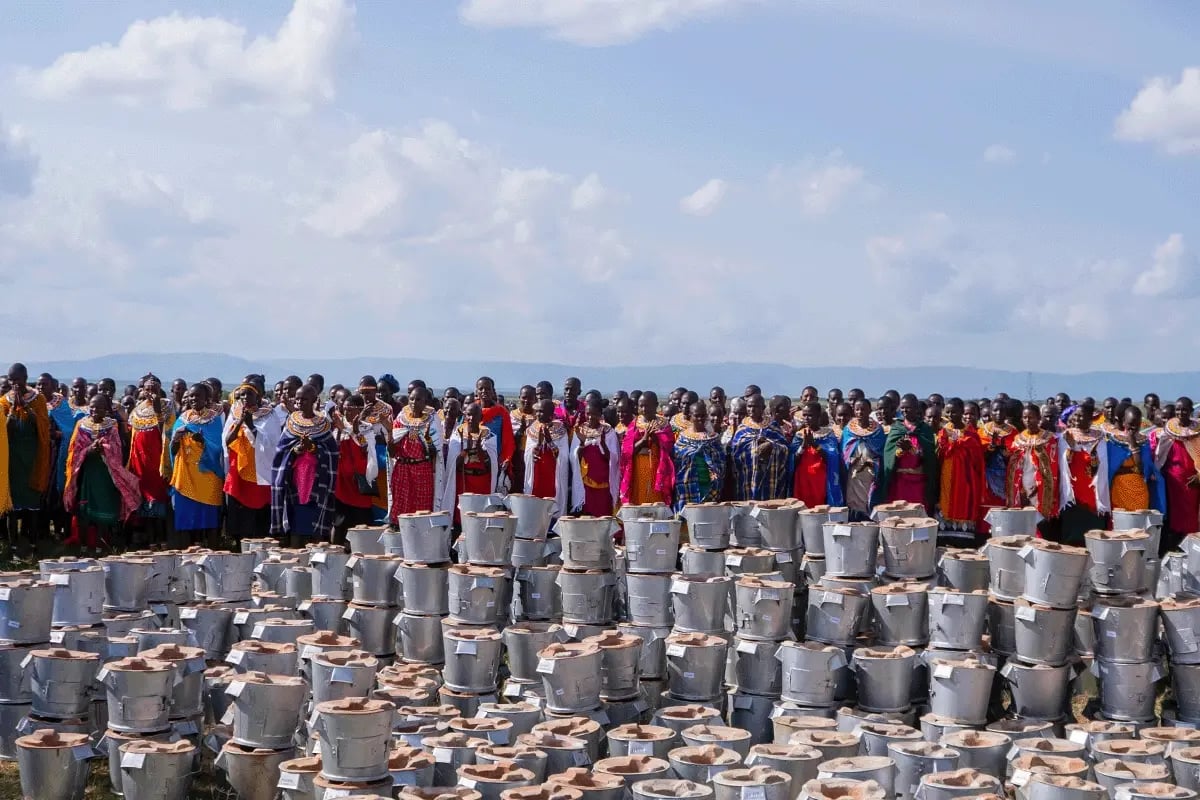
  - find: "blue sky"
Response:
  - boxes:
[0,1,1197,373]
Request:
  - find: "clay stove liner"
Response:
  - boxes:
[422,732,488,749]
[596,755,670,774]
[1094,740,1164,757]
[280,755,322,774]
[942,731,1008,748]
[1160,597,1200,611]
[502,785,584,800]
[231,641,296,654]
[798,779,886,800]
[29,648,100,662]
[315,697,393,714]
[398,787,484,800]
[923,769,994,788]
[297,632,359,648]
[628,780,711,798]
[584,632,641,650]
[715,767,788,784]
[1117,784,1197,798]
[672,745,741,766]
[855,646,916,659]
[235,671,304,687]
[549,767,625,790]
[517,733,588,750]
[15,729,91,748]
[659,706,721,722]
[665,633,725,648]
[107,657,173,673]
[683,725,751,742]
[750,744,822,760]
[1020,739,1082,754]
[790,732,859,747]
[459,762,536,782]
[737,576,792,590]
[318,650,378,667]
[1142,728,1200,743]
[611,724,674,741]
[479,745,547,760]
[1094,760,1169,780]
[821,757,893,772]
[1030,775,1104,790]
[871,583,926,595]
[774,716,837,733]
[451,718,512,735]
[539,642,601,659]
[399,704,462,720]
[1011,755,1088,774]
[536,718,600,738]
[140,644,204,662]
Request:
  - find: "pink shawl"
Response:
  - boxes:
[619,419,676,504]
[63,422,143,522]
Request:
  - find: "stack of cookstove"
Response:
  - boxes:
[554,515,620,643]
[0,575,56,757]
[343,524,404,668]
[393,511,455,670]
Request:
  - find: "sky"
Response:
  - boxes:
[1,0,1198,373]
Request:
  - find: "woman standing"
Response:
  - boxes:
[620,391,675,507]
[881,394,940,515]
[127,375,174,546]
[1007,403,1060,525]
[729,394,790,501]
[525,399,571,518]
[1106,404,1164,515]
[270,384,340,545]
[979,400,1017,529]
[332,393,379,544]
[1058,400,1109,544]
[443,402,499,521]
[223,383,284,542]
[1151,396,1200,548]
[790,401,843,507]
[358,376,393,524]
[168,383,225,545]
[510,385,537,494]
[1,363,51,552]
[63,395,141,553]
[389,386,442,520]
[935,398,984,542]
[50,377,88,535]
[572,396,621,516]
[672,401,725,511]
[841,397,886,520]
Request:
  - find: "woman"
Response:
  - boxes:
[510,385,537,495]
[936,398,984,542]
[979,399,1017,531]
[1151,396,1200,547]
[619,390,675,506]
[332,393,380,544]
[50,377,88,530]
[673,401,725,511]
[880,393,939,515]
[729,395,790,501]
[841,398,886,520]
[223,383,285,541]
[127,375,174,546]
[443,402,499,521]
[358,376,394,524]
[168,383,225,545]
[270,384,340,545]
[789,401,844,507]
[1007,403,1060,525]
[572,396,621,516]
[525,399,571,518]
[389,386,443,520]
[1058,399,1109,544]
[1107,404,1165,515]
[0,363,51,549]
[63,394,141,553]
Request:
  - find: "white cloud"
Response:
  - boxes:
[1134,233,1200,297]
[1115,67,1200,154]
[21,0,355,112]
[459,0,755,46]
[679,178,727,216]
[768,150,869,216]
[570,173,616,211]
[0,118,38,197]
[982,144,1016,164]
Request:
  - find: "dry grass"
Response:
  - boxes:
[0,757,222,799]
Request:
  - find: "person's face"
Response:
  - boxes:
[692,403,708,430]
[800,405,819,429]
[1075,406,1094,430]
[297,386,317,415]
[964,405,980,428]
[749,396,766,423]
[617,398,634,423]
[801,388,817,403]
[929,401,944,420]
[537,400,556,424]
[172,380,186,399]
[99,381,115,399]
[1179,400,1194,427]
[121,395,136,414]
[535,385,552,403]
[465,405,483,428]
[899,397,920,424]
[771,399,790,423]
[359,384,377,403]
[924,407,937,427]
[835,404,853,427]
[1040,405,1057,432]
[333,389,349,411]
[1022,407,1040,433]
[563,381,580,405]
[476,380,496,406]
[947,404,965,427]
[379,383,394,401]
[518,387,535,411]
[1056,393,1070,409]
[71,378,87,399]
[709,389,724,405]
[1145,394,1160,412]
[345,403,363,424]
[637,395,655,420]
[89,396,107,423]
[853,399,872,424]
[235,388,258,411]
[35,375,54,399]
[182,389,196,411]
[1123,407,1142,432]
[1104,399,1118,420]
[409,388,426,413]
[144,378,161,399]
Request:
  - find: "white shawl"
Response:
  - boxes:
[570,424,621,513]
[1058,430,1110,514]
[440,427,499,515]
[524,421,571,519]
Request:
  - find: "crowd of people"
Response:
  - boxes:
[1,362,1196,557]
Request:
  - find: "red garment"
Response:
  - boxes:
[792,446,827,506]
[128,427,169,504]
[530,446,558,500]
[224,446,270,509]
[938,426,985,527]
[1066,450,1098,512]
[888,431,928,512]
[480,404,515,468]
[334,438,373,509]
[1163,440,1200,533]
[579,442,614,516]
[389,435,436,519]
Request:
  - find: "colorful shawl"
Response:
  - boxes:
[729,418,790,501]
[979,421,1016,502]
[788,427,844,506]
[880,420,940,512]
[841,419,886,510]
[168,408,225,505]
[673,427,726,511]
[49,396,88,495]
[271,412,339,539]
[0,390,51,496]
[63,417,142,521]
[936,424,984,528]
[571,422,621,514]
[619,416,676,505]
[1106,430,1165,512]
[1007,430,1059,519]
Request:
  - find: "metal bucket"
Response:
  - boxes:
[312,650,379,705]
[308,547,352,600]
[1162,597,1200,665]
[670,575,730,634]
[667,744,742,784]
[27,648,100,718]
[985,597,1016,655]
[249,617,313,647]
[856,721,923,758]
[681,547,727,577]
[1092,597,1158,663]
[118,739,195,800]
[983,536,1031,601]
[1095,659,1163,721]
[0,643,34,703]
[787,730,860,763]
[735,577,794,641]
[448,565,510,625]
[585,631,642,701]
[536,641,603,713]
[1092,739,1168,765]
[682,723,754,758]
[508,495,558,539]
[746,743,822,800]
[776,642,845,706]
[618,623,670,679]
[871,583,929,646]
[103,610,158,639]
[822,523,880,578]
[798,507,849,556]
[138,644,205,718]
[505,623,568,683]
[225,672,306,749]
[511,536,554,569]
[460,492,509,516]
[0,581,54,647]
[1002,661,1071,720]
[729,694,775,743]
[344,525,387,556]
[1085,529,1150,595]
[727,638,782,697]
[937,550,990,593]
[225,640,298,674]
[880,517,938,579]
[15,729,94,800]
[462,512,517,567]
[595,754,672,793]
[396,512,453,565]
[557,570,616,625]
[348,555,402,607]
[683,504,733,550]
[817,756,894,797]
[131,627,192,652]
[545,767,625,800]
[44,567,105,628]
[475,743,542,782]
[625,518,682,574]
[517,731,591,773]
[726,548,778,579]
[460,761,538,800]
[514,565,561,621]
[983,507,1040,537]
[1025,774,1106,800]
[665,633,728,701]
[100,657,175,733]
[937,730,1009,779]
[275,755,321,799]
[770,712,837,746]
[1013,598,1076,666]
[442,626,503,694]
[1098,767,1177,798]
[399,562,450,616]
[853,646,917,713]
[927,658,994,725]
[1172,747,1200,791]
[654,703,723,737]
[283,565,313,601]
[927,589,988,650]
[215,741,296,800]
[556,517,619,571]
[887,741,959,800]
[916,768,1000,800]
[101,557,155,612]
[607,723,675,760]
[1021,540,1088,609]
[421,731,488,784]
[805,587,868,645]
[194,552,255,602]
[712,766,793,800]
[344,603,395,655]
[477,703,544,738]
[312,697,394,782]
[626,573,674,628]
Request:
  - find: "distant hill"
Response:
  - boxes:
[29,352,1199,400]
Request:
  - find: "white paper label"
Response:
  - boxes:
[912,528,930,541]
[309,551,327,563]
[121,751,146,769]
[683,671,695,679]
[433,747,454,763]
[1015,606,1037,621]
[1011,770,1031,787]
[277,772,301,789]
[233,612,250,625]
[456,640,478,655]
[737,640,760,654]
[50,573,71,585]
[885,594,909,607]
[1069,729,1090,744]
[666,644,687,658]
[0,589,9,601]
[742,787,766,800]
[530,593,541,600]
[179,608,198,619]
[627,740,654,755]
[460,778,477,789]
[1094,606,1110,620]
[536,658,556,674]
[933,664,954,679]
[941,593,964,606]
[49,631,65,644]
[734,694,753,709]
[776,551,793,563]
[227,650,244,664]
[251,624,266,639]
[96,667,109,682]
[671,580,690,595]
[6,620,18,628]
[226,681,245,697]
[823,592,843,606]
[650,522,671,535]
[572,751,590,766]
[330,667,356,683]
[727,555,743,566]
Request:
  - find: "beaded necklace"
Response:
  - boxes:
[1165,419,1200,440]
[285,412,330,438]
[79,417,117,434]
[847,418,878,437]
